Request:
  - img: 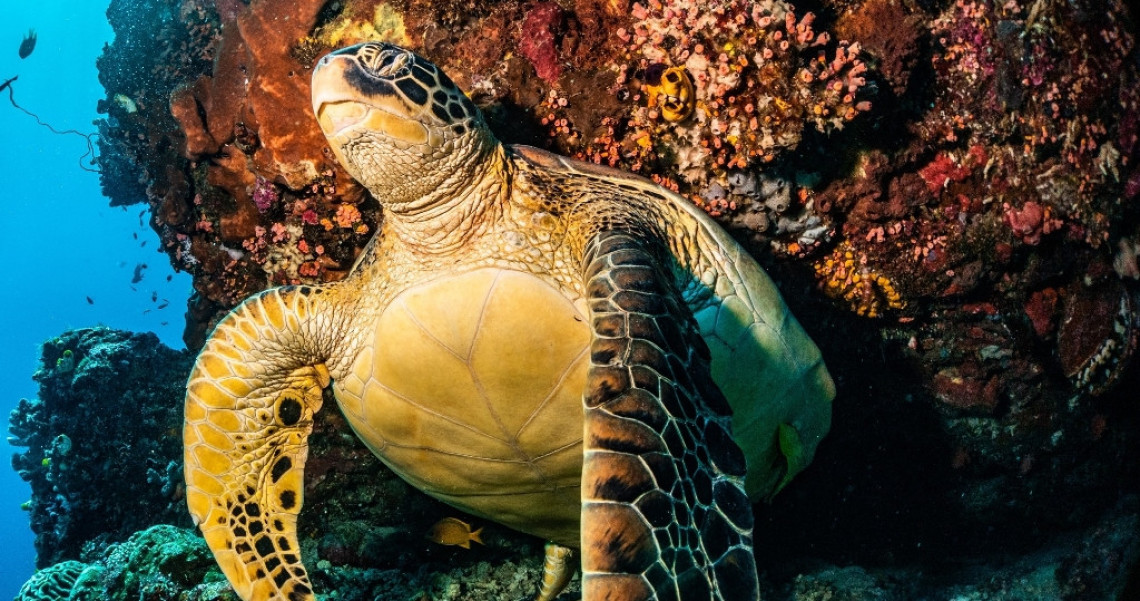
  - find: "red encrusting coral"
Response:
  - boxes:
[518,2,565,83]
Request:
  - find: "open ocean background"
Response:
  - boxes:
[1,1,191,596]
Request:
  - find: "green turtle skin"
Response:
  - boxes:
[183,42,834,601]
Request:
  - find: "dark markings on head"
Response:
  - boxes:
[278,397,302,426]
[249,521,264,536]
[274,519,286,531]
[396,77,428,106]
[280,490,296,510]
[245,502,262,517]
[273,569,291,588]
[411,64,436,86]
[431,103,449,122]
[338,43,475,128]
[236,542,252,554]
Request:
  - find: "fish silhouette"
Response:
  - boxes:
[18,30,35,59]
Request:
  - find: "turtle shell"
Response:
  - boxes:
[333,267,590,545]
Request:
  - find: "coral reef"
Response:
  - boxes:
[9,327,193,567]
[15,561,85,601]
[93,0,877,345]
[71,0,1140,598]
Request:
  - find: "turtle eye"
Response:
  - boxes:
[277,393,303,427]
[357,43,410,78]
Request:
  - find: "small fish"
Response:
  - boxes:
[166,275,172,282]
[140,240,147,248]
[157,300,169,310]
[85,296,94,305]
[426,517,483,549]
[131,263,147,284]
[18,30,35,59]
[151,291,158,302]
[133,232,138,240]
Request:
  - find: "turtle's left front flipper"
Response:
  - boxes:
[579,231,758,601]
[184,286,339,601]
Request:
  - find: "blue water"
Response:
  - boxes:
[0,2,190,596]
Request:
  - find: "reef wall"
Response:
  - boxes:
[11,0,1139,598]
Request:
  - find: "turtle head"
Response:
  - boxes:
[312,43,499,207]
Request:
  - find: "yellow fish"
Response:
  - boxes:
[426,517,483,549]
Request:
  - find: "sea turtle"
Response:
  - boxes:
[183,42,835,601]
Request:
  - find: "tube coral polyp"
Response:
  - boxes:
[814,241,905,318]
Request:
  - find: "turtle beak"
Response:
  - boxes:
[311,49,429,145]
[312,54,362,135]
[315,101,369,137]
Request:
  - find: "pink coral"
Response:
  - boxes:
[518,2,563,83]
[1003,201,1062,245]
[918,146,986,194]
[270,222,289,243]
[252,177,278,213]
[334,204,362,228]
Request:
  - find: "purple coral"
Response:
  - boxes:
[252,176,279,213]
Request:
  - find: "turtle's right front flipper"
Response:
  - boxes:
[579,231,758,601]
[183,287,336,601]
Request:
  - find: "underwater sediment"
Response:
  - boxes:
[10,0,1140,599]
